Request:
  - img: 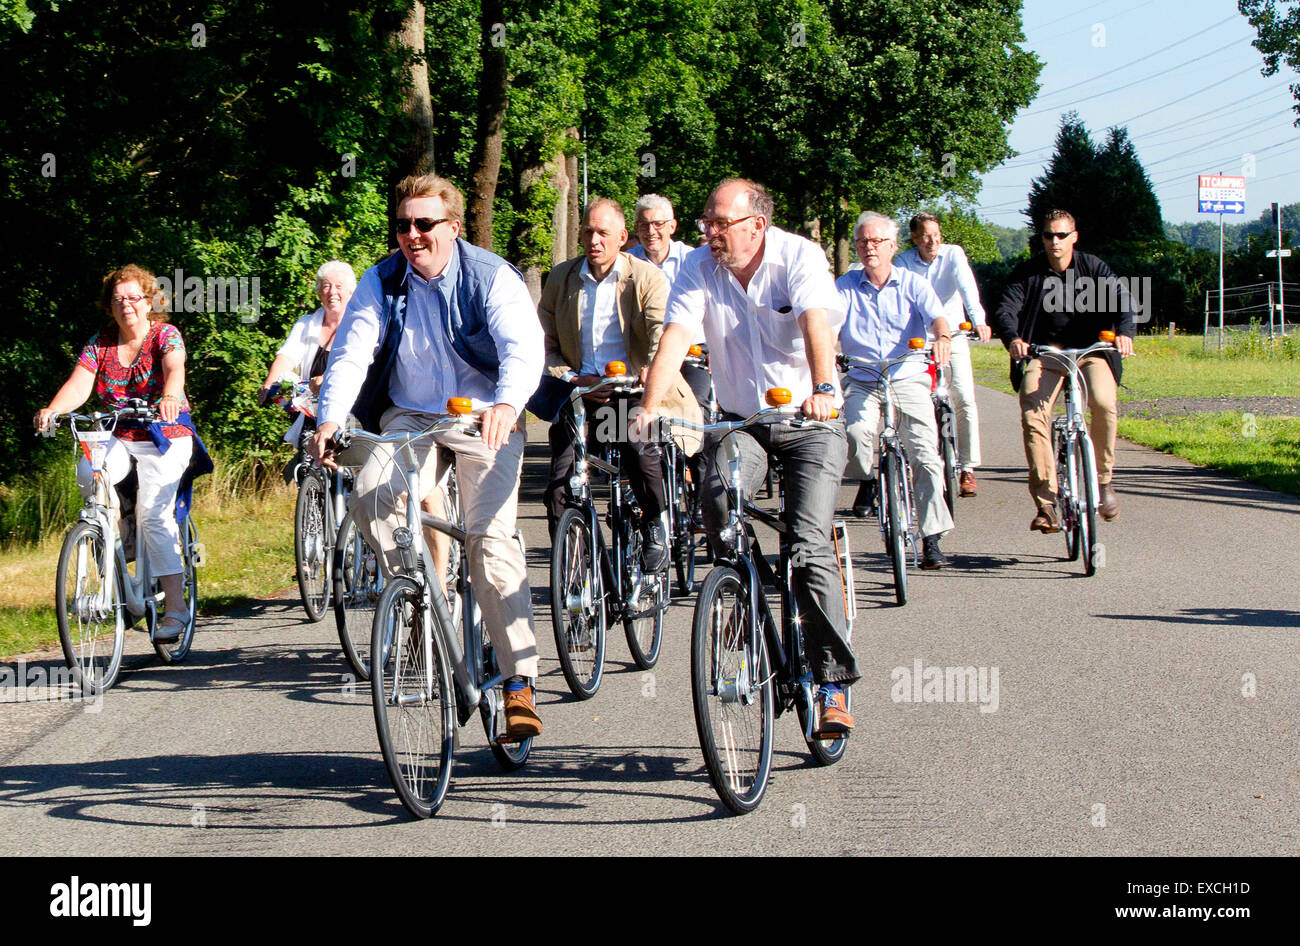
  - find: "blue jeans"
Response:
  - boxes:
[700,415,858,686]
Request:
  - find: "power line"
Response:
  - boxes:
[1025,36,1250,116]
[1111,64,1263,125]
[1033,14,1242,99]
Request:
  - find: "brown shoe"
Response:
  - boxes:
[1099,483,1119,521]
[959,471,977,497]
[817,687,853,736]
[1030,504,1061,533]
[502,683,542,741]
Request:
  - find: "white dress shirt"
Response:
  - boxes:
[895,244,986,327]
[664,226,844,416]
[319,246,543,426]
[578,256,629,375]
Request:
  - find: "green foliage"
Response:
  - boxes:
[1239,0,1300,126]
[1165,203,1299,251]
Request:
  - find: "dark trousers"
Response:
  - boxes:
[700,414,858,686]
[545,399,666,538]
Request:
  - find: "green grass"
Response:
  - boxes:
[1118,413,1300,495]
[0,481,295,659]
[967,334,1300,496]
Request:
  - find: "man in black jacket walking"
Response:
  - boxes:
[993,209,1136,532]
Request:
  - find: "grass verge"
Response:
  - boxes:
[1117,414,1300,496]
[0,480,295,658]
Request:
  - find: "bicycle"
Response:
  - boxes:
[43,402,202,694]
[839,345,932,606]
[1030,331,1117,577]
[664,388,857,815]
[932,322,978,520]
[550,362,669,698]
[329,400,530,818]
[663,344,713,596]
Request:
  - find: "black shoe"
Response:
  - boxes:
[641,519,668,572]
[852,481,876,518]
[921,535,947,569]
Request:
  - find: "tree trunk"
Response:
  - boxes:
[834,198,852,276]
[389,2,435,248]
[465,0,508,250]
[565,128,581,260]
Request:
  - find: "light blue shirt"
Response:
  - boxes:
[630,240,691,287]
[837,265,945,385]
[319,249,543,425]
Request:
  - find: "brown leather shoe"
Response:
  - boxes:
[1099,483,1119,521]
[502,683,542,741]
[817,687,853,736]
[959,471,977,497]
[1030,504,1061,533]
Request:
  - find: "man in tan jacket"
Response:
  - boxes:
[539,197,697,568]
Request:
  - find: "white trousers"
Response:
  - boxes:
[946,335,982,471]
[77,436,193,576]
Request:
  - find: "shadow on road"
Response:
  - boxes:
[1114,463,1299,514]
[1094,607,1300,629]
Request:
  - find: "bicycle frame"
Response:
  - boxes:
[1031,341,1115,513]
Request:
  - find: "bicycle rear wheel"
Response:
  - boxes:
[479,621,532,771]
[294,472,331,622]
[691,565,773,815]
[55,520,125,695]
[623,524,665,669]
[371,576,455,819]
[334,510,380,680]
[154,515,198,663]
[882,451,908,606]
[938,404,958,519]
[798,684,851,765]
[549,506,605,699]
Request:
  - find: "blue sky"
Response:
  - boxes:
[973,0,1300,229]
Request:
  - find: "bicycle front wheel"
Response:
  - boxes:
[154,515,199,663]
[371,576,455,818]
[1077,436,1099,577]
[691,565,773,815]
[294,472,331,622]
[334,511,380,680]
[549,506,605,699]
[55,520,125,695]
[882,452,908,606]
[624,523,665,669]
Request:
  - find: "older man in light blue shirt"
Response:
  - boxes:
[839,211,954,568]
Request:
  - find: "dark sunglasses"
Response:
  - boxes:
[1041,230,1074,240]
[396,217,450,235]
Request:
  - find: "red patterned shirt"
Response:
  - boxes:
[77,322,191,441]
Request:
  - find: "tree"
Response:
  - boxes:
[1240,0,1300,126]
[1026,114,1164,258]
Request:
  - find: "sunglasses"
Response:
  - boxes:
[1041,230,1074,240]
[396,217,451,235]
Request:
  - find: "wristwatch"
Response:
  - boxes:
[814,382,835,396]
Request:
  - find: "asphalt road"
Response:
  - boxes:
[3,385,1297,856]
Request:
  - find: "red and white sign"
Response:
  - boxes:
[1198,175,1246,202]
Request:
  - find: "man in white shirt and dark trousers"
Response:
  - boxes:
[638,178,859,735]
[310,174,546,741]
[896,212,990,499]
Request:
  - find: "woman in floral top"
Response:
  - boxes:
[35,264,197,641]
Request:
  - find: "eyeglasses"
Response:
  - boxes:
[1041,230,1074,241]
[396,217,451,235]
[854,237,893,248]
[635,218,673,232]
[697,215,755,235]
[111,294,147,306]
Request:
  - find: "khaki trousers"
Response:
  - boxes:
[353,407,538,680]
[1019,356,1117,511]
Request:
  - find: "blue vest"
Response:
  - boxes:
[351,240,523,432]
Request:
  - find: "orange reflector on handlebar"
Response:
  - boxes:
[604,361,627,377]
[1099,330,1116,343]
[829,408,839,419]
[765,388,793,406]
[447,397,473,415]
[959,321,973,332]
[908,337,926,350]
[687,345,703,357]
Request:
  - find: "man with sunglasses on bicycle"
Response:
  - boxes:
[993,209,1136,533]
[310,174,546,741]
[838,212,954,570]
[636,177,859,735]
